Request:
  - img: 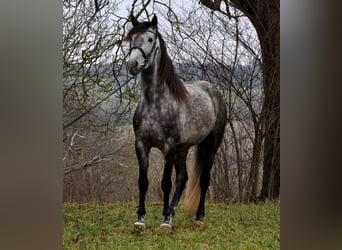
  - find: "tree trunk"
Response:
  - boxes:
[200,0,280,201]
[251,2,280,201]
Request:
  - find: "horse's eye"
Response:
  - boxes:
[148,38,153,43]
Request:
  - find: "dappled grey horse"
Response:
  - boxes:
[126,14,227,230]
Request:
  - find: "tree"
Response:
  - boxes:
[63,0,140,201]
[199,0,280,201]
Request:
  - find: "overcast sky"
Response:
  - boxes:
[116,0,195,19]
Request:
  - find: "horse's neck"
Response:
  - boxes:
[140,60,168,104]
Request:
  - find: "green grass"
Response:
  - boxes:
[64,201,280,249]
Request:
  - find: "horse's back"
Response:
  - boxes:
[183,80,226,114]
[184,80,223,98]
[176,80,226,145]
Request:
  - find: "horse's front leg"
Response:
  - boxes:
[134,140,150,230]
[169,148,188,217]
[160,152,174,229]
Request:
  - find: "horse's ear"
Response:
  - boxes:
[151,14,158,29]
[130,14,139,26]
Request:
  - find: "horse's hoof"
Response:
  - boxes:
[160,216,173,230]
[159,222,172,230]
[134,220,146,231]
[194,220,204,226]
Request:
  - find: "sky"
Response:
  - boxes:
[63,0,259,66]
[116,0,195,19]
[114,0,259,56]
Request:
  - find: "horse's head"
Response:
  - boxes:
[126,14,159,75]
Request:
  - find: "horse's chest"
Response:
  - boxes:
[139,114,163,137]
[134,106,178,143]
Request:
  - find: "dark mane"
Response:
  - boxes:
[126,22,188,102]
[157,34,188,102]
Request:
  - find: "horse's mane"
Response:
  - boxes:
[126,22,188,102]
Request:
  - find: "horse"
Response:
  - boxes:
[125,14,227,230]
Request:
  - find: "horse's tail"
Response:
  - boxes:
[183,146,202,216]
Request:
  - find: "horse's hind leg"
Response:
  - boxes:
[134,140,150,230]
[195,94,226,223]
[196,130,225,223]
[194,139,215,223]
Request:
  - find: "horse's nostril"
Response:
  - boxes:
[127,60,138,69]
[127,60,140,75]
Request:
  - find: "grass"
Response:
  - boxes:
[64,201,280,249]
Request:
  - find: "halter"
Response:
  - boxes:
[128,31,159,69]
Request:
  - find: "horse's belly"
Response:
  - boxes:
[179,119,215,145]
[178,104,216,145]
